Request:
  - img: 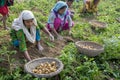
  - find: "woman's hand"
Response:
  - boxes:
[57,35,63,40]
[49,34,54,41]
[37,41,44,51]
[69,30,72,35]
[68,27,72,35]
[37,43,44,51]
[42,27,54,41]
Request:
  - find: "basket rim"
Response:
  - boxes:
[89,20,107,28]
[24,57,64,78]
[75,41,104,51]
[116,17,120,22]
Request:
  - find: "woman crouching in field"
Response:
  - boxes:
[10,10,54,61]
[82,0,100,15]
[47,1,74,40]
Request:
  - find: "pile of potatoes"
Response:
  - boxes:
[91,21,104,28]
[32,61,57,74]
[78,44,97,50]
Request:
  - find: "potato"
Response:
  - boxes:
[32,69,38,73]
[51,61,56,66]
[32,61,57,74]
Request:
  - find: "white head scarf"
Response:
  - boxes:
[12,10,37,43]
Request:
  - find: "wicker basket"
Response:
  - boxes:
[75,41,104,57]
[89,20,107,29]
[24,57,64,78]
[116,17,120,23]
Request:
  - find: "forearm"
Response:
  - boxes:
[42,27,51,35]
[24,50,31,61]
[68,16,72,29]
[51,28,59,36]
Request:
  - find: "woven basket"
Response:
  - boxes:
[89,20,107,29]
[75,41,104,57]
[116,17,120,23]
[24,57,64,78]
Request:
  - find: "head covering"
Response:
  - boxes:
[52,1,68,16]
[52,1,68,12]
[48,1,68,23]
[12,10,37,43]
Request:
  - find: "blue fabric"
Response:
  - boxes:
[52,1,68,12]
[13,40,19,47]
[48,1,68,23]
[36,29,40,41]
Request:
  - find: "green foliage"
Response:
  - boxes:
[59,43,120,80]
[0,0,120,80]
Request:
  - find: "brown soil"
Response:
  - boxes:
[0,33,76,69]
[15,36,75,59]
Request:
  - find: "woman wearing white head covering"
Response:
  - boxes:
[10,10,54,61]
